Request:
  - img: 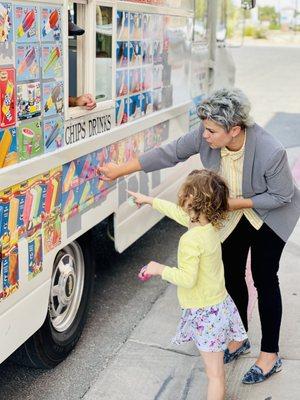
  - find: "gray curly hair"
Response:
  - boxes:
[197,88,254,131]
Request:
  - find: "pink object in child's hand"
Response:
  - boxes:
[138,266,152,282]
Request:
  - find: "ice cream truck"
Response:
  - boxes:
[0,0,255,368]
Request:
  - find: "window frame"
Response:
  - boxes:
[66,0,115,121]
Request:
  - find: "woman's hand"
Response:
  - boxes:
[98,162,121,181]
[145,261,165,276]
[228,197,254,211]
[98,158,142,182]
[127,190,153,206]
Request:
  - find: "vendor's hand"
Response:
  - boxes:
[75,94,96,110]
[127,190,153,206]
[228,197,253,211]
[145,261,165,276]
[98,162,121,181]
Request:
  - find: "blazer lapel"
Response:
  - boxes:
[242,124,257,196]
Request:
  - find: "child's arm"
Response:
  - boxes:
[145,234,202,289]
[127,191,189,227]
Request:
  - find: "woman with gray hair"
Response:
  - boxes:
[99,88,300,384]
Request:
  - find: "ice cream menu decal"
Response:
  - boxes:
[0,2,63,300]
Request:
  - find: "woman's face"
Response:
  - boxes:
[202,119,238,149]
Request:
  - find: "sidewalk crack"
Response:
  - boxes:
[129,338,198,358]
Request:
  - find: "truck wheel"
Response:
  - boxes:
[13,237,95,369]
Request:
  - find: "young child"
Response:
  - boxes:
[128,169,247,400]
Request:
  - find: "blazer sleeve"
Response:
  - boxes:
[139,126,203,173]
[251,148,294,210]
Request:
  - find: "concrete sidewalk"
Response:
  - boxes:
[84,219,300,400]
[84,151,300,400]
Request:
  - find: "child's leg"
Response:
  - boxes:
[200,351,225,400]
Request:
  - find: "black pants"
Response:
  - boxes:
[221,215,286,353]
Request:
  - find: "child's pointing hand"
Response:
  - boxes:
[127,190,153,206]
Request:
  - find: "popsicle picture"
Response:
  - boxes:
[43,210,61,253]
[16,45,40,81]
[116,11,129,41]
[2,245,19,293]
[0,3,13,43]
[0,128,17,169]
[42,45,63,79]
[41,7,61,41]
[0,68,16,128]
[15,6,38,42]
[62,189,75,216]
[116,98,128,126]
[44,117,63,153]
[28,232,43,278]
[78,154,92,181]
[62,161,77,193]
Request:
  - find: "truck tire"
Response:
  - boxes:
[13,234,95,369]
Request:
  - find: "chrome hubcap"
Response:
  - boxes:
[49,243,84,332]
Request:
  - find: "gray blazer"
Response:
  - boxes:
[139,123,300,242]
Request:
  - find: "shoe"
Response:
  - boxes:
[242,357,282,384]
[223,339,251,364]
[68,11,85,36]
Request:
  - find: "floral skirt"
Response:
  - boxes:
[172,295,247,352]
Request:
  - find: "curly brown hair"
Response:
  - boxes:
[178,169,229,228]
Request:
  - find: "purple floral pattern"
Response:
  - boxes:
[172,295,247,352]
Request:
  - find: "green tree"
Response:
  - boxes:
[258,6,279,24]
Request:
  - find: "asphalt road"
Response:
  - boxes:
[0,44,299,400]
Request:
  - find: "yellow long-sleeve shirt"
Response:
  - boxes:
[152,198,228,309]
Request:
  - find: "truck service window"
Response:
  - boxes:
[95,5,112,102]
[68,2,85,99]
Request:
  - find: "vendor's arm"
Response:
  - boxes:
[98,126,203,181]
[139,126,203,173]
[69,94,96,110]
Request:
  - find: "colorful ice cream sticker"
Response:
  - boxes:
[42,44,63,80]
[43,116,64,153]
[41,7,61,42]
[17,81,41,120]
[42,80,64,117]
[16,44,40,81]
[0,127,17,169]
[14,5,38,43]
[17,119,43,161]
[0,67,16,128]
[0,3,13,43]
